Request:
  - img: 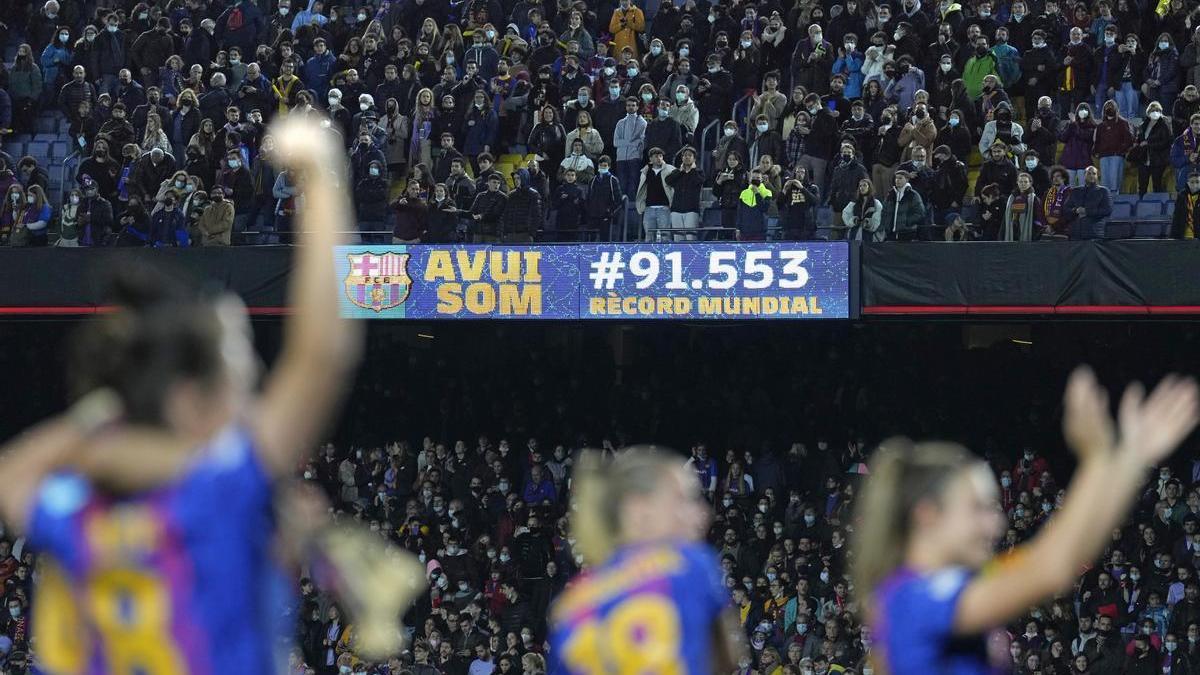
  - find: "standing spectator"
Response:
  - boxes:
[1137,100,1176,194]
[843,178,884,242]
[1002,172,1047,241]
[214,149,253,241]
[714,153,749,232]
[1064,166,1112,239]
[564,111,603,161]
[58,65,94,118]
[1144,34,1182,110]
[40,28,71,103]
[609,0,645,60]
[197,187,234,245]
[216,0,266,58]
[977,142,1019,197]
[14,185,51,247]
[964,35,1001,99]
[736,170,773,240]
[584,156,623,239]
[355,160,389,243]
[469,174,507,242]
[872,110,905,199]
[9,45,43,135]
[664,148,704,240]
[149,196,189,247]
[390,181,427,244]
[1172,114,1200,193]
[501,169,543,243]
[94,14,127,98]
[779,169,821,240]
[828,142,870,232]
[1041,167,1073,237]
[1094,101,1135,193]
[1024,31,1061,121]
[880,170,926,241]
[613,98,646,199]
[527,107,566,178]
[636,148,675,241]
[1172,173,1200,238]
[130,18,174,86]
[463,91,498,163]
[749,114,786,170]
[1061,28,1094,113]
[1058,104,1097,185]
[550,168,586,236]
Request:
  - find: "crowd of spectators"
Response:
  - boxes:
[8,0,1200,244]
[0,322,1196,675]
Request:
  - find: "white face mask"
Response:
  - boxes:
[1161,41,1171,50]
[940,62,952,72]
[740,39,752,48]
[360,102,370,111]
[756,123,768,132]
[1078,109,1090,119]
[725,128,736,137]
[1150,110,1163,120]
[1025,159,1038,169]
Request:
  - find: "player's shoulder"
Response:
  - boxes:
[883,566,971,604]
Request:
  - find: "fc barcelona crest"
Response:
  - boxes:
[344,252,412,312]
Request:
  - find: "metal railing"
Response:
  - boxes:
[58,151,80,206]
[732,94,753,141]
[698,118,720,178]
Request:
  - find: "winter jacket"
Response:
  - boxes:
[1064,182,1112,239]
[736,183,773,238]
[880,184,927,237]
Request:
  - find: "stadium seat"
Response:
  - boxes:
[25,141,49,160]
[1135,201,1164,218]
[1113,193,1139,206]
[701,207,722,227]
[49,141,69,160]
[1141,192,1171,204]
[1165,200,1176,218]
[1110,202,1133,220]
[498,154,523,167]
[1133,220,1171,238]
[1105,221,1132,239]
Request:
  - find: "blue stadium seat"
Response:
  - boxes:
[1141,192,1171,204]
[25,141,49,160]
[1106,221,1133,239]
[1165,200,1176,218]
[49,141,68,160]
[34,117,56,134]
[1135,200,1164,217]
[1110,202,1133,219]
[1133,220,1171,238]
[1113,193,1139,206]
[816,206,832,224]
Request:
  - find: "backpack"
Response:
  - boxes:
[226,6,244,32]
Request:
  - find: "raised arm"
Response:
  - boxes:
[953,367,1199,635]
[251,116,364,478]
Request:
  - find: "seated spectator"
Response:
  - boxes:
[943,211,976,241]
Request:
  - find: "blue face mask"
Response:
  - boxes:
[948,116,960,127]
[598,167,609,175]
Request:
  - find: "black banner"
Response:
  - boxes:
[0,248,292,311]
[862,241,1200,314]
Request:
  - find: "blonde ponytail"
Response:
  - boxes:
[852,439,976,606]
[569,446,681,566]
